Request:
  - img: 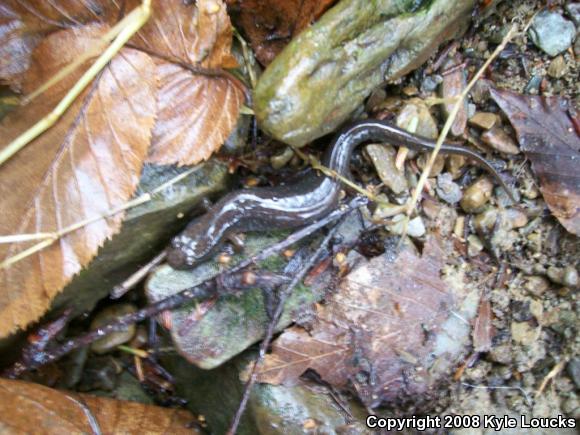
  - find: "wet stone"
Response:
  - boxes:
[528,11,576,56]
[90,304,137,354]
[523,275,550,297]
[562,265,579,288]
[146,231,331,369]
[439,56,468,137]
[547,55,568,79]
[467,234,484,256]
[565,3,580,27]
[469,112,499,130]
[436,173,463,204]
[546,265,575,286]
[511,321,540,346]
[460,177,494,213]
[567,358,580,389]
[481,126,520,155]
[397,99,439,140]
[364,144,407,194]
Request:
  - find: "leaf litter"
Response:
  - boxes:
[0,0,244,336]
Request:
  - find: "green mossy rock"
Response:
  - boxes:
[255,0,476,147]
[146,231,329,369]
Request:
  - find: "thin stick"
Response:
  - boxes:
[227,216,345,435]
[291,146,386,204]
[535,360,566,398]
[0,0,152,167]
[401,24,518,241]
[111,251,167,299]
[2,197,366,378]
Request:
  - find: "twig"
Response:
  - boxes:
[227,215,346,435]
[3,197,366,378]
[535,360,567,398]
[111,251,167,299]
[2,281,217,379]
[401,24,519,242]
[291,146,386,204]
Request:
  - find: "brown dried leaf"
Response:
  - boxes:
[2,0,244,166]
[490,88,580,235]
[0,26,157,337]
[0,1,121,89]
[132,0,238,69]
[133,0,245,166]
[227,0,338,65]
[146,60,245,165]
[0,378,197,434]
[256,237,473,408]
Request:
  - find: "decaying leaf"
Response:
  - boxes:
[1,0,245,166]
[147,60,245,165]
[133,0,246,165]
[133,0,238,69]
[0,0,243,337]
[227,0,337,65]
[490,88,580,235]
[0,26,157,338]
[0,378,197,434]
[254,237,480,409]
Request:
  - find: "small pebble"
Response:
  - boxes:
[547,55,568,79]
[365,144,407,194]
[388,215,425,237]
[511,321,540,346]
[402,85,418,96]
[436,173,462,204]
[546,265,577,287]
[445,154,466,179]
[421,75,442,93]
[567,358,580,389]
[563,396,580,419]
[372,195,401,220]
[396,99,439,139]
[563,265,579,288]
[439,56,468,137]
[524,275,550,297]
[481,126,520,155]
[416,153,445,177]
[467,234,484,256]
[90,304,137,354]
[565,3,580,27]
[468,112,499,130]
[521,177,539,200]
[528,11,576,56]
[460,177,494,213]
[270,147,295,170]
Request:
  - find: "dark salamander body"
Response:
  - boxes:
[167,119,512,269]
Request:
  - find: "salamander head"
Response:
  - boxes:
[167,233,211,269]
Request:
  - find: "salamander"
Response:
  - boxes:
[167,119,513,269]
